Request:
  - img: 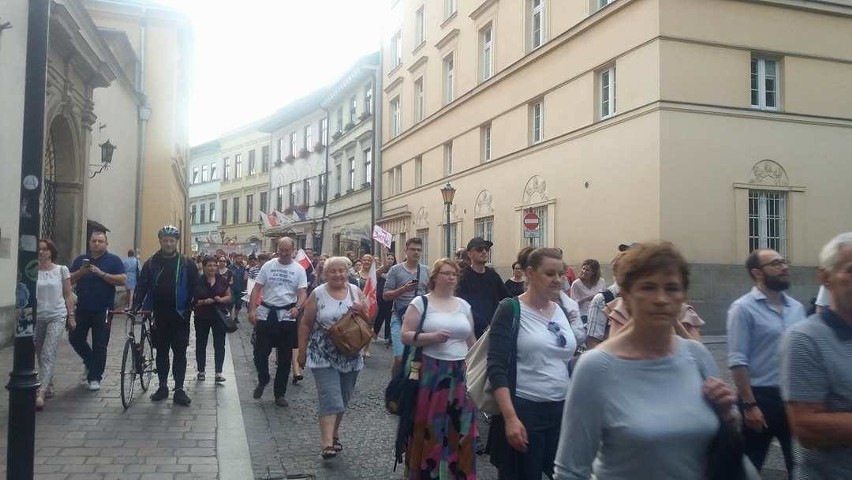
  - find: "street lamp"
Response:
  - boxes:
[89,139,116,178]
[440,182,456,257]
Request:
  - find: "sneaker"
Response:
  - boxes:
[150,386,169,402]
[253,383,265,399]
[197,372,206,381]
[214,373,226,383]
[79,369,89,386]
[87,380,100,391]
[274,396,289,407]
[173,388,192,406]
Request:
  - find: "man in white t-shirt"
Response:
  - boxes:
[247,237,307,407]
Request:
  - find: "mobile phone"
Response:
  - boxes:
[82,259,91,268]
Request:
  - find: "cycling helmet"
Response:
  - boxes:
[158,225,181,240]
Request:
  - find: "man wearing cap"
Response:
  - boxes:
[457,237,510,338]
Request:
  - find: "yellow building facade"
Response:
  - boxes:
[379,0,852,332]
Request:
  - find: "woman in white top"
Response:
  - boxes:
[35,239,75,410]
[569,259,606,322]
[400,258,477,479]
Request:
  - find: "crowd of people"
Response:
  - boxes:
[30,224,852,479]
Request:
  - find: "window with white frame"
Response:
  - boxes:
[443,142,453,176]
[348,157,356,191]
[365,84,373,115]
[224,158,231,179]
[235,154,243,178]
[390,31,402,68]
[390,97,401,137]
[363,148,372,185]
[474,216,495,263]
[482,124,492,162]
[232,197,240,224]
[304,125,312,151]
[199,203,206,224]
[246,194,254,224]
[320,119,328,144]
[389,169,396,195]
[276,186,284,211]
[201,165,209,182]
[530,0,545,50]
[335,164,342,196]
[414,78,425,122]
[190,205,197,224]
[526,206,548,248]
[480,24,494,82]
[289,132,297,156]
[417,229,429,265]
[415,6,426,46]
[261,146,269,172]
[248,150,256,175]
[318,173,327,202]
[748,190,787,256]
[531,101,544,144]
[221,199,228,225]
[259,192,267,213]
[303,179,312,204]
[415,156,423,186]
[444,0,457,19]
[277,138,285,161]
[751,57,779,111]
[597,0,615,10]
[209,202,216,222]
[210,163,217,180]
[395,166,403,193]
[599,66,616,119]
[289,183,298,208]
[443,54,455,104]
[192,167,200,184]
[349,96,357,123]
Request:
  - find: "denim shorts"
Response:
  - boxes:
[390,311,404,357]
[312,367,359,416]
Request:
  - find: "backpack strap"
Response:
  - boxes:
[602,289,616,304]
[508,297,521,394]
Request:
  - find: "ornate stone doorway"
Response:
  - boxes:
[42,116,83,263]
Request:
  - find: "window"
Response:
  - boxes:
[190,204,197,224]
[474,216,495,263]
[320,118,328,143]
[248,149,256,175]
[395,166,403,192]
[318,174,327,202]
[415,156,423,186]
[210,163,217,181]
[530,0,545,50]
[597,0,615,10]
[304,125,312,151]
[221,199,228,226]
[199,204,206,224]
[599,66,616,119]
[335,164,343,196]
[417,229,429,265]
[527,206,548,248]
[444,0,457,19]
[482,124,492,162]
[531,101,544,144]
[749,190,787,255]
[276,186,285,211]
[259,191,268,213]
[414,78,425,122]
[348,157,356,191]
[289,183,298,207]
[224,158,231,179]
[232,197,240,224]
[192,167,200,184]
[751,57,779,110]
[364,85,373,115]
[349,96,357,124]
[289,132,297,156]
[246,194,254,224]
[443,54,455,104]
[363,148,372,185]
[209,202,216,222]
[336,108,344,133]
[261,145,270,172]
[390,31,402,68]
[202,165,209,182]
[390,97,401,137]
[444,142,453,176]
[480,24,494,82]
[415,6,425,46]
[277,138,285,162]
[303,179,312,204]
[389,169,396,195]
[235,154,243,178]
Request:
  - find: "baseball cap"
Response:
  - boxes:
[618,242,638,252]
[466,237,494,251]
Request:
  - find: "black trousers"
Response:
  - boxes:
[68,309,110,381]
[741,386,794,473]
[151,310,190,390]
[490,396,564,480]
[253,320,297,398]
[194,315,225,374]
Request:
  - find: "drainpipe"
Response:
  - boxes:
[319,107,331,254]
[370,62,383,255]
[134,12,148,252]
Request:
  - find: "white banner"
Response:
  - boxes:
[372,225,393,249]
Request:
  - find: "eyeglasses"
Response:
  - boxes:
[759,259,789,268]
[547,321,568,348]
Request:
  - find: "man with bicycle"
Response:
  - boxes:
[134,226,199,406]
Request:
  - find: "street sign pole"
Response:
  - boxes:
[8,1,50,478]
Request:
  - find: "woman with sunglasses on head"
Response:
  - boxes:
[487,247,578,480]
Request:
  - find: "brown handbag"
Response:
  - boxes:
[327,285,374,357]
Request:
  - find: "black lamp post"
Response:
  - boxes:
[90,140,116,178]
[440,182,456,257]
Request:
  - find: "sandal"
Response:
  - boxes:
[333,437,343,452]
[321,446,337,459]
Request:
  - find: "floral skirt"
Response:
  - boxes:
[406,355,477,480]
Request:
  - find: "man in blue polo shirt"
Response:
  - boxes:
[69,230,127,391]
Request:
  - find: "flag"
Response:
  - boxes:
[260,211,279,229]
[362,261,378,318]
[294,249,313,271]
[274,210,294,226]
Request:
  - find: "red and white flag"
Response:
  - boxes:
[362,261,378,318]
[295,249,313,271]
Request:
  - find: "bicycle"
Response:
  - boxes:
[109,309,156,409]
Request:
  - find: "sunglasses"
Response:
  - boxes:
[547,321,568,348]
[473,246,490,252]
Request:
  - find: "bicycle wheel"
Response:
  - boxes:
[138,326,154,392]
[120,338,136,409]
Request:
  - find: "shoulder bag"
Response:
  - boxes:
[327,285,373,357]
[465,297,521,415]
[216,306,238,333]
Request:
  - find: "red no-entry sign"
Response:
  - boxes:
[523,212,540,231]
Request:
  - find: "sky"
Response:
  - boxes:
[155,0,388,145]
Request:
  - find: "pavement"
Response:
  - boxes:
[0,311,789,480]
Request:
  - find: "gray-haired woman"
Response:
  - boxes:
[297,256,373,460]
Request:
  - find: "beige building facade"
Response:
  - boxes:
[379,0,852,332]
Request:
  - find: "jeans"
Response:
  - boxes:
[151,310,190,390]
[390,312,404,357]
[253,320,297,398]
[68,309,111,382]
[194,315,225,374]
[741,386,795,473]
